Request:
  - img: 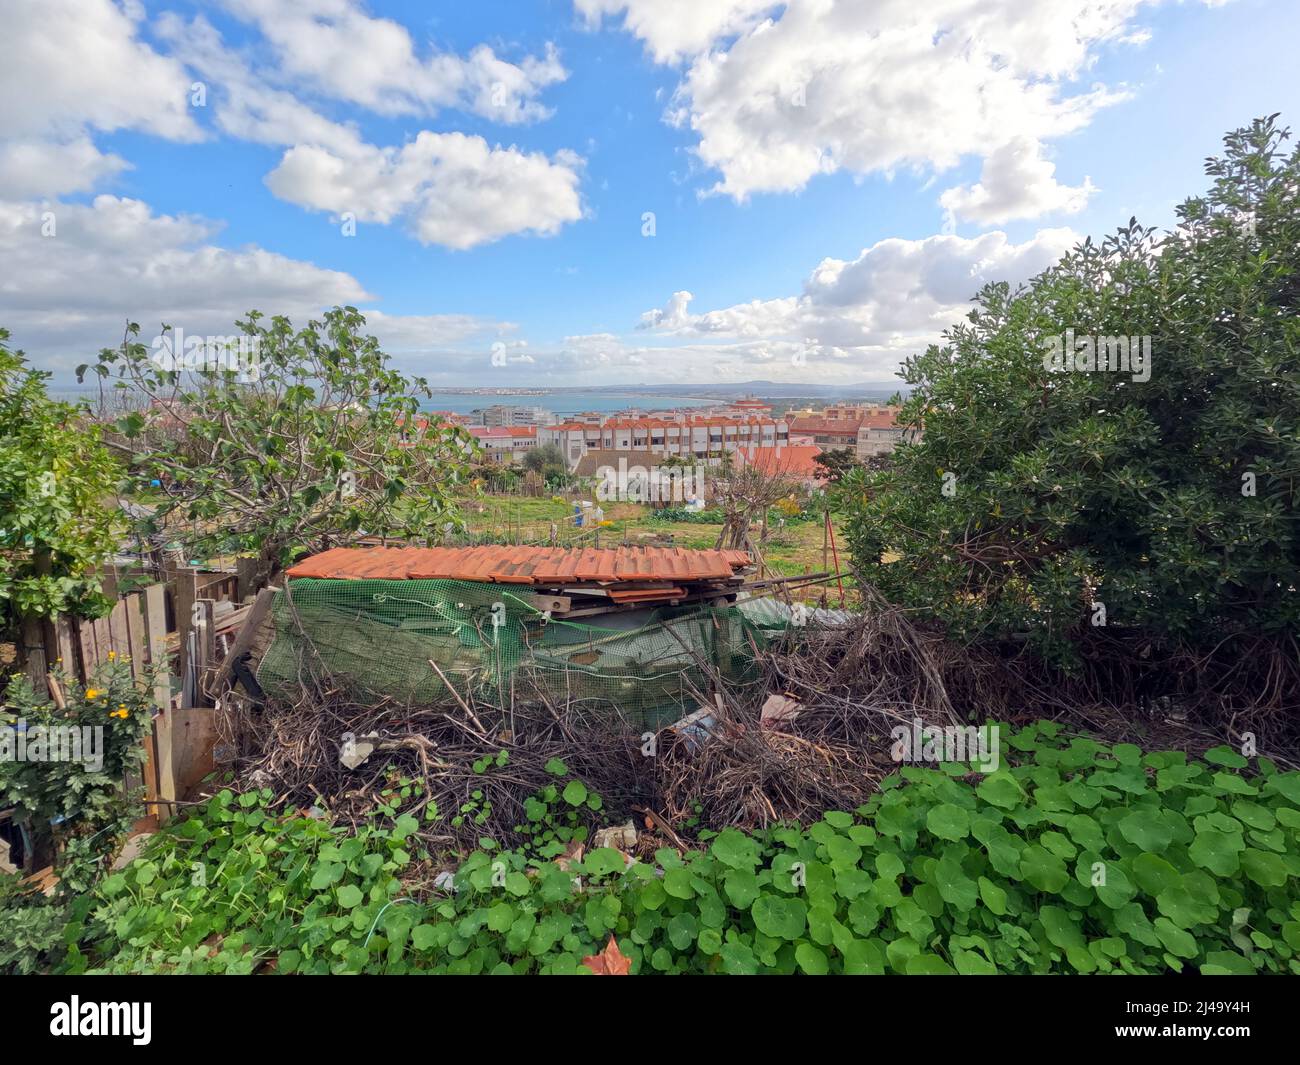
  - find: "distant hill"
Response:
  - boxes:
[548,380,905,399]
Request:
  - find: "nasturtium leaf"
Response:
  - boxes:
[977,773,1023,809]
[795,942,829,975]
[1131,853,1180,896]
[841,937,886,975]
[711,828,761,869]
[723,869,760,909]
[663,867,696,900]
[1019,845,1069,892]
[1240,848,1288,888]
[751,895,807,940]
[1204,745,1249,769]
[1118,809,1173,852]
[1188,830,1243,876]
[926,804,971,842]
[1153,917,1198,959]
[905,953,956,975]
[1040,905,1085,949]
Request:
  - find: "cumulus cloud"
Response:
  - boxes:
[157,13,586,250]
[0,196,507,376]
[939,137,1097,225]
[639,227,1080,359]
[575,0,779,64]
[0,0,200,200]
[0,0,199,142]
[583,0,1228,206]
[0,138,131,199]
[265,135,584,250]
[220,0,567,123]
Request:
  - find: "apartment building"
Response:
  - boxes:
[473,403,557,428]
[466,424,539,462]
[539,413,790,470]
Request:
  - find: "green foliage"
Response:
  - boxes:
[0,328,123,628]
[521,444,570,487]
[66,724,1300,974]
[78,307,471,577]
[812,447,861,484]
[648,507,725,524]
[842,117,1300,665]
[2,657,154,892]
[0,873,68,975]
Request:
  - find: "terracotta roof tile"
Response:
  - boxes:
[286,545,751,584]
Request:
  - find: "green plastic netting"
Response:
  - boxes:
[256,578,775,728]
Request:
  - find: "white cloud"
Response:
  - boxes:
[639,290,695,329]
[639,227,1080,360]
[266,135,585,250]
[156,13,366,155]
[0,138,130,199]
[575,0,779,64]
[221,0,567,123]
[939,137,1097,225]
[0,196,506,375]
[0,0,200,202]
[0,0,199,142]
[155,13,586,250]
[586,0,1227,205]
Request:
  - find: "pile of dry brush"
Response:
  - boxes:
[214,586,1297,853]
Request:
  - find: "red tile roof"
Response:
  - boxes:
[467,425,538,438]
[789,415,864,434]
[735,445,825,480]
[286,545,752,584]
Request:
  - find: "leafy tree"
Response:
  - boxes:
[79,308,472,583]
[522,443,570,487]
[843,117,1300,677]
[0,330,123,682]
[813,447,861,484]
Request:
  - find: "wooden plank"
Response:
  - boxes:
[142,583,172,711]
[210,587,277,690]
[54,616,78,677]
[136,722,162,831]
[124,593,147,684]
[171,707,217,801]
[107,598,130,660]
[152,711,177,823]
[76,618,99,681]
[171,564,198,687]
[92,616,112,672]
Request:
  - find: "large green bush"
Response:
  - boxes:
[841,117,1300,667]
[60,724,1300,975]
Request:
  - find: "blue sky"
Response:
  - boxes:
[2,0,1296,387]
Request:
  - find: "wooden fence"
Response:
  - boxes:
[29,564,258,834]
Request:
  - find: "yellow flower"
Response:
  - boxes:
[109,708,129,719]
[85,688,102,700]
[107,650,116,661]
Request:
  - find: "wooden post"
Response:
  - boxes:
[170,563,198,687]
[189,600,217,708]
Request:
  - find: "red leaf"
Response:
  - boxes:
[582,935,632,976]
